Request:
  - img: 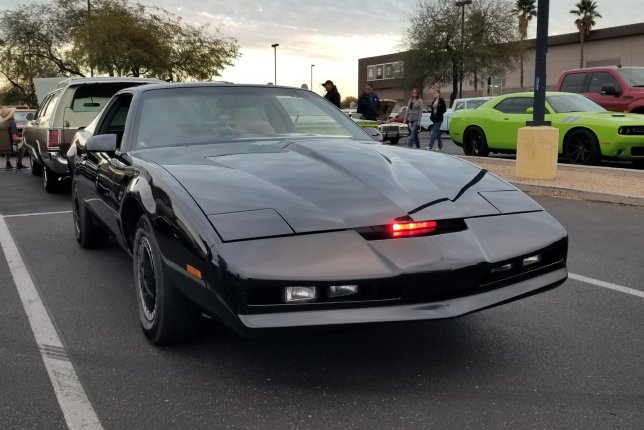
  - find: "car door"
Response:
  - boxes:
[488,97,551,149]
[81,93,135,239]
[583,71,627,112]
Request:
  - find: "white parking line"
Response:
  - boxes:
[569,272,644,299]
[3,210,72,218]
[0,216,103,429]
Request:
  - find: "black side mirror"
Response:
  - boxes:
[86,134,117,152]
[600,84,620,96]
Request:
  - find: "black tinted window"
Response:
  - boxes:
[588,72,620,93]
[560,73,587,93]
[493,97,533,114]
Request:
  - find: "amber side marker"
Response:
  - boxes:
[186,264,202,279]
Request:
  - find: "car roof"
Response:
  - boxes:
[119,81,310,95]
[562,65,644,73]
[55,76,164,89]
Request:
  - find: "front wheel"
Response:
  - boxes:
[388,137,399,145]
[133,216,200,344]
[463,127,490,157]
[564,129,600,165]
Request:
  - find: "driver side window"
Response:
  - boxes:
[96,94,133,148]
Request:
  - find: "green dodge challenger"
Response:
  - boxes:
[448,92,644,165]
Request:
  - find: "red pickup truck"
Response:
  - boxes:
[555,66,644,114]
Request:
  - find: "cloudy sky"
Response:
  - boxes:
[0,0,641,97]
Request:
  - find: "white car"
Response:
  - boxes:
[440,96,493,132]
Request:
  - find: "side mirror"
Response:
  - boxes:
[526,107,534,114]
[86,134,117,152]
[26,112,34,120]
[364,127,383,143]
[600,84,620,96]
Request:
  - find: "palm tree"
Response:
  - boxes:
[570,0,602,68]
[512,0,537,89]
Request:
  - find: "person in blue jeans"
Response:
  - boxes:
[404,88,424,148]
[426,89,447,151]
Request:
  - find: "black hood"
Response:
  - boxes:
[142,139,516,233]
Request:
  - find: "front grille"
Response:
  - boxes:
[242,238,568,311]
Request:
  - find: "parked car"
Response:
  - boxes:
[68,82,568,344]
[23,76,162,192]
[448,91,644,165]
[419,111,432,130]
[440,97,492,132]
[378,122,409,144]
[341,110,383,141]
[555,66,644,114]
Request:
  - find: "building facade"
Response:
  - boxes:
[358,22,644,109]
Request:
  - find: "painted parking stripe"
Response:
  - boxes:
[0,216,103,429]
[3,210,72,218]
[569,272,644,299]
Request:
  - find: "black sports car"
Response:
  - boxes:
[67,82,568,344]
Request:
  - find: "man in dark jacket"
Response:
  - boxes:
[357,83,379,120]
[321,80,341,108]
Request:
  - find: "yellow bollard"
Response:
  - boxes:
[516,126,559,179]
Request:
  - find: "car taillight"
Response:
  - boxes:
[47,129,61,149]
[390,221,437,238]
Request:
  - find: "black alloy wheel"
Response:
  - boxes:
[463,127,490,157]
[132,216,200,344]
[564,129,601,165]
[42,166,59,193]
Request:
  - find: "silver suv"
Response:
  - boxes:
[23,77,161,192]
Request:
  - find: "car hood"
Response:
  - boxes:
[142,139,525,235]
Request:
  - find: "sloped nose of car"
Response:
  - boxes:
[163,140,503,233]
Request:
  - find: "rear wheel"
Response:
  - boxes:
[30,154,42,176]
[564,129,600,165]
[72,183,110,248]
[42,166,59,193]
[133,216,200,344]
[463,127,489,156]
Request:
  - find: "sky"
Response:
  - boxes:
[0,0,641,98]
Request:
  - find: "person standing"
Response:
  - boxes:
[0,106,24,169]
[426,89,447,151]
[321,80,341,108]
[404,88,424,148]
[357,83,380,121]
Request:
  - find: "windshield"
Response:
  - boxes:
[133,86,368,149]
[546,94,606,113]
[616,68,644,87]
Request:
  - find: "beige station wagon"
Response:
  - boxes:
[23,77,162,192]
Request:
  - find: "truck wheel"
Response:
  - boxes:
[564,129,600,165]
[42,166,59,193]
[72,183,110,248]
[133,216,200,344]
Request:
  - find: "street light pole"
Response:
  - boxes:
[455,0,471,99]
[88,0,93,77]
[310,64,315,91]
[271,43,279,84]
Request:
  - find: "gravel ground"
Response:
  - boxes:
[463,156,644,203]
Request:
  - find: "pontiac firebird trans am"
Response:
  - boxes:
[67,82,568,344]
[448,92,644,165]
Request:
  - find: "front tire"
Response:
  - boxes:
[133,217,200,344]
[388,137,399,145]
[463,126,490,156]
[72,183,110,248]
[564,129,600,165]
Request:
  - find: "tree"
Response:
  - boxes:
[403,0,520,105]
[570,0,602,68]
[342,96,358,109]
[512,0,537,89]
[0,0,240,103]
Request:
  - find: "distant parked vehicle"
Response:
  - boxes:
[23,76,162,192]
[555,66,644,114]
[441,97,492,133]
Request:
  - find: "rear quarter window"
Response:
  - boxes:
[560,73,587,93]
